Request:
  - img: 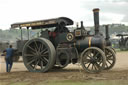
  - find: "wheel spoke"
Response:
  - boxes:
[24,54,35,57]
[107,57,113,61]
[107,55,113,60]
[40,44,44,51]
[28,57,35,61]
[83,59,90,64]
[98,60,102,66]
[30,50,37,55]
[34,59,39,70]
[86,63,91,69]
[27,45,36,52]
[107,58,113,61]
[43,57,49,63]
[86,51,91,57]
[34,40,39,51]
[107,54,113,57]
[94,64,99,70]
[38,44,42,53]
[105,62,109,68]
[43,51,48,54]
[27,58,36,65]
[94,52,100,57]
[95,62,100,69]
[88,51,92,57]
[91,64,94,70]
[84,53,92,59]
[40,61,44,69]
[92,50,96,56]
[105,50,109,54]
[40,57,48,64]
[41,54,48,57]
[107,60,112,65]
[40,48,47,54]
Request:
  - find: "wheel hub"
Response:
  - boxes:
[90,58,96,64]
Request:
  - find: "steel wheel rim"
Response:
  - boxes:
[23,39,51,72]
[104,47,116,70]
[81,47,106,73]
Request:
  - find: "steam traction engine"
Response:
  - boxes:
[116,34,128,50]
[11,8,116,73]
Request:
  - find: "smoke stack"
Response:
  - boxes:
[105,25,110,40]
[93,8,100,35]
[81,21,84,29]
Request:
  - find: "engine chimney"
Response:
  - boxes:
[81,21,84,28]
[105,25,110,40]
[104,25,111,46]
[93,8,100,35]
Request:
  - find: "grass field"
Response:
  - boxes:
[1,51,128,85]
[1,80,128,85]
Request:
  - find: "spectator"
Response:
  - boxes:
[3,45,14,72]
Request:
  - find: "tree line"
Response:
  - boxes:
[0,25,128,42]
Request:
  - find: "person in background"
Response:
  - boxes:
[3,45,14,72]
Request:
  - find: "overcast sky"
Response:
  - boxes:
[0,0,128,29]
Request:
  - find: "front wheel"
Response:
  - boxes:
[104,47,116,70]
[81,47,106,73]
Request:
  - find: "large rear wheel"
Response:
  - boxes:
[22,38,56,72]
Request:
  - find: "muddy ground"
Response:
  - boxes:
[0,51,128,85]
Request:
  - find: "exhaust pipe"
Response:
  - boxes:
[93,8,100,35]
[105,25,111,46]
[105,25,110,40]
[80,21,84,28]
[81,21,84,28]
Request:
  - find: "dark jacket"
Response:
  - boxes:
[4,48,14,59]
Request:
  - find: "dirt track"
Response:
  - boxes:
[1,51,128,84]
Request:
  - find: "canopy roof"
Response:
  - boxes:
[11,17,73,29]
[116,34,128,36]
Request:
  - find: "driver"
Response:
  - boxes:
[54,22,69,33]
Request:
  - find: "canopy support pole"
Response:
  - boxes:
[27,27,29,40]
[20,27,23,41]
